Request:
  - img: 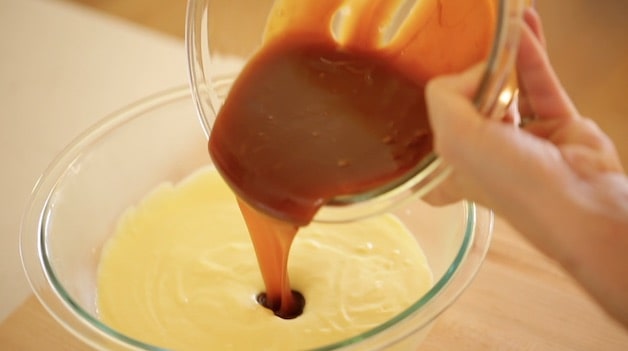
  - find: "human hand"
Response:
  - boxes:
[423,7,628,327]
[423,7,624,239]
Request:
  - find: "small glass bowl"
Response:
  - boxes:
[20,87,492,350]
[186,0,526,222]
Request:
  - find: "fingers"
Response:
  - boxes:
[516,8,578,121]
[423,8,585,208]
[555,118,625,174]
[523,7,546,49]
[425,63,485,162]
[561,145,617,180]
[517,7,544,118]
[423,63,486,206]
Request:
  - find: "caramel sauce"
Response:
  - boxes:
[208,0,496,318]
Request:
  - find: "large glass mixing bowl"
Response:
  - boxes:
[20,87,493,350]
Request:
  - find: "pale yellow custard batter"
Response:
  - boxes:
[97,167,433,350]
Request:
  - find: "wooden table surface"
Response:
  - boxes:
[1,0,627,350]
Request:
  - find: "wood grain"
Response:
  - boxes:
[2,218,627,350]
[2,0,628,349]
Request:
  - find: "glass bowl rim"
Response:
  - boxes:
[185,0,522,223]
[20,86,493,350]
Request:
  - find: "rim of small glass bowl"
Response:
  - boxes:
[20,86,493,350]
[185,0,525,223]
